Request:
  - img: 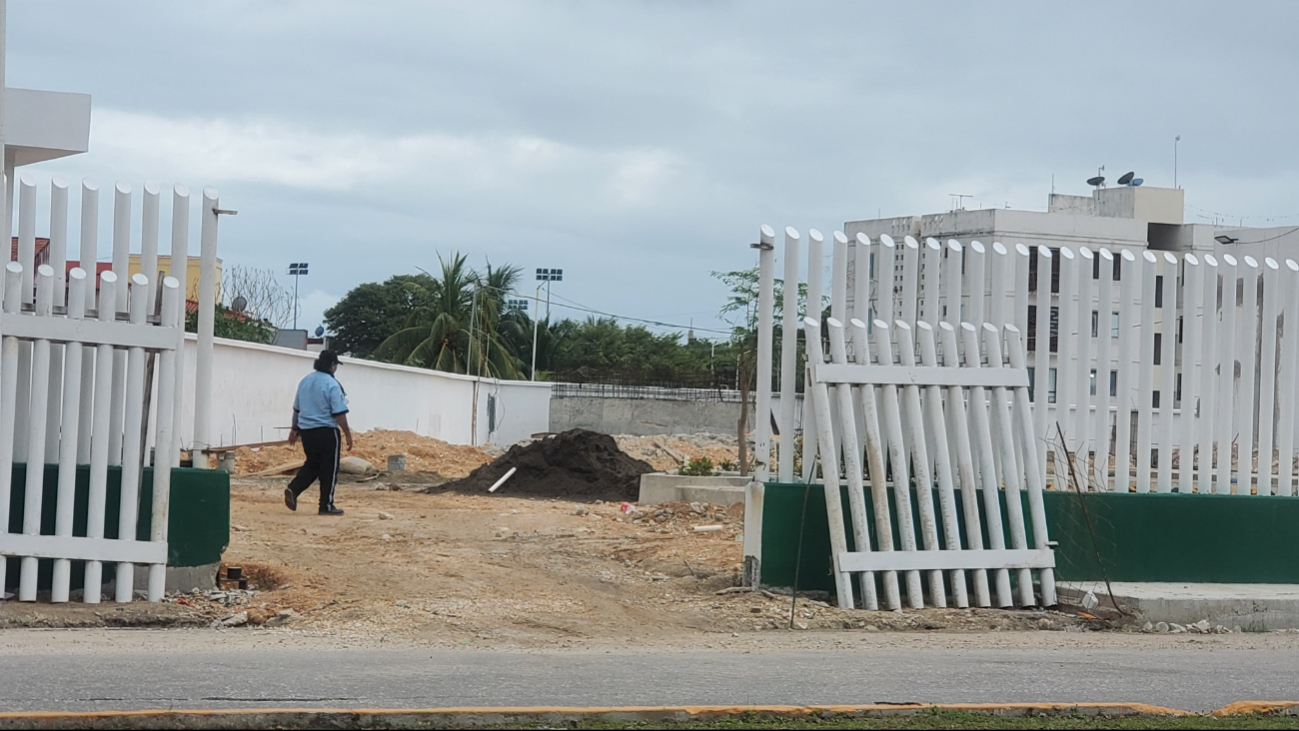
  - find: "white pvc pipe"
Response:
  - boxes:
[939,321,992,607]
[1279,260,1299,497]
[852,234,871,327]
[1136,251,1158,493]
[1238,256,1260,493]
[44,179,68,465]
[875,235,895,324]
[1014,244,1031,335]
[1197,255,1220,495]
[1073,247,1095,471]
[194,188,219,455]
[1113,250,1139,493]
[168,185,190,465]
[777,227,800,483]
[801,316,856,607]
[959,322,1013,607]
[1054,248,1078,479]
[894,321,946,607]
[141,183,160,315]
[76,179,99,465]
[944,240,964,329]
[848,317,901,610]
[988,242,1010,331]
[18,264,54,601]
[801,229,824,483]
[827,231,849,470]
[1157,252,1178,493]
[753,227,777,482]
[981,323,1035,608]
[0,262,20,596]
[900,237,920,325]
[923,238,942,326]
[1216,255,1238,493]
[108,182,132,467]
[1257,258,1281,496]
[1032,246,1052,488]
[13,175,34,461]
[916,321,969,608]
[871,319,924,609]
[84,271,118,603]
[827,318,878,610]
[50,267,87,603]
[1177,255,1203,493]
[1092,249,1114,490]
[148,275,183,599]
[1005,324,1056,607]
[115,273,151,602]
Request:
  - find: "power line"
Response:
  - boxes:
[471,280,735,336]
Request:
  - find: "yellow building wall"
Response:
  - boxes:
[128,255,222,303]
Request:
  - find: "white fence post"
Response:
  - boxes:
[777,227,800,482]
[1257,258,1281,495]
[1093,249,1114,490]
[44,178,68,465]
[115,273,151,602]
[84,271,118,603]
[108,182,132,467]
[1280,259,1299,497]
[872,319,924,609]
[76,179,98,465]
[848,317,901,610]
[1216,255,1239,494]
[1197,255,1220,495]
[1178,254,1203,493]
[753,227,776,482]
[0,262,20,596]
[1136,251,1158,493]
[193,187,219,456]
[18,264,54,601]
[1114,250,1139,492]
[1237,256,1260,494]
[148,276,182,601]
[802,316,855,606]
[168,184,189,465]
[50,267,87,603]
[1157,252,1178,493]
[960,322,1013,608]
[826,318,877,610]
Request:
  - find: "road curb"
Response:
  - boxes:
[0,702,1198,729]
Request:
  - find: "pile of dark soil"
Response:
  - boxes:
[429,429,654,501]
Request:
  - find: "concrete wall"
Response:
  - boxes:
[172,336,552,449]
[549,392,803,437]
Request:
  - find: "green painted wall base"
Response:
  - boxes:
[4,464,229,592]
[759,482,1299,598]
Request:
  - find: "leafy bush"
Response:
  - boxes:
[718,459,737,472]
[679,456,716,477]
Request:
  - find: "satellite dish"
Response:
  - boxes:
[1086,176,1105,187]
[1117,171,1135,186]
[1131,178,1144,186]
[230,295,247,313]
[315,325,325,337]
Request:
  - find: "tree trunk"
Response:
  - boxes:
[737,345,755,476]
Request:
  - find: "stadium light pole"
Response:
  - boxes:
[288,262,308,329]
[531,268,562,381]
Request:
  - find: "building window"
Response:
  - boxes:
[1089,369,1096,396]
[1153,390,1161,409]
[1155,275,1164,308]
[1091,310,1098,338]
[1109,370,1118,397]
[1112,312,1120,338]
[1153,333,1162,364]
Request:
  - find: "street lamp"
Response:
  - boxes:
[530,267,563,381]
[288,262,309,329]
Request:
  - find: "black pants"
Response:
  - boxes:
[288,427,341,510]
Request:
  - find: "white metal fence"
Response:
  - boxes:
[755,224,1299,497]
[0,175,220,604]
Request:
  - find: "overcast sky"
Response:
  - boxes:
[9,1,1299,337]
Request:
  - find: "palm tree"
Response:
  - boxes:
[375,253,525,379]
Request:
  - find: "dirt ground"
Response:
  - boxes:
[10,474,1094,647]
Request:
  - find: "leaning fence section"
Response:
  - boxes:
[754,224,1299,499]
[0,175,219,604]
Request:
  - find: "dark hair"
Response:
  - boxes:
[313,349,340,372]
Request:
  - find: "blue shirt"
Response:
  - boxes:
[293,371,348,430]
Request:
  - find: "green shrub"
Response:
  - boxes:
[679,456,716,477]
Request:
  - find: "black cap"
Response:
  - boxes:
[314,349,341,371]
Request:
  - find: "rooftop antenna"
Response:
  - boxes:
[949,193,971,211]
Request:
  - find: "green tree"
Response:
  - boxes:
[323,273,435,359]
[186,304,275,344]
[375,253,525,378]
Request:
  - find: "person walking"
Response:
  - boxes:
[284,350,353,515]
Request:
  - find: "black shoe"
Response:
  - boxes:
[319,506,344,516]
[284,488,297,512]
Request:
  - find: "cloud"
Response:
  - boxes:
[86,108,689,208]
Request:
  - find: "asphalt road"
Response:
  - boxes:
[2,630,1297,713]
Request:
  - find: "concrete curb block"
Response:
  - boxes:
[0,702,1204,729]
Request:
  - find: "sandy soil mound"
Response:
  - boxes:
[233,429,492,477]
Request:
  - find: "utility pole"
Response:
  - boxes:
[288,262,308,329]
[1174,135,1181,189]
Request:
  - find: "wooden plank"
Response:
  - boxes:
[814,363,1028,388]
[0,534,167,565]
[249,460,305,477]
[837,548,1055,574]
[0,313,180,350]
